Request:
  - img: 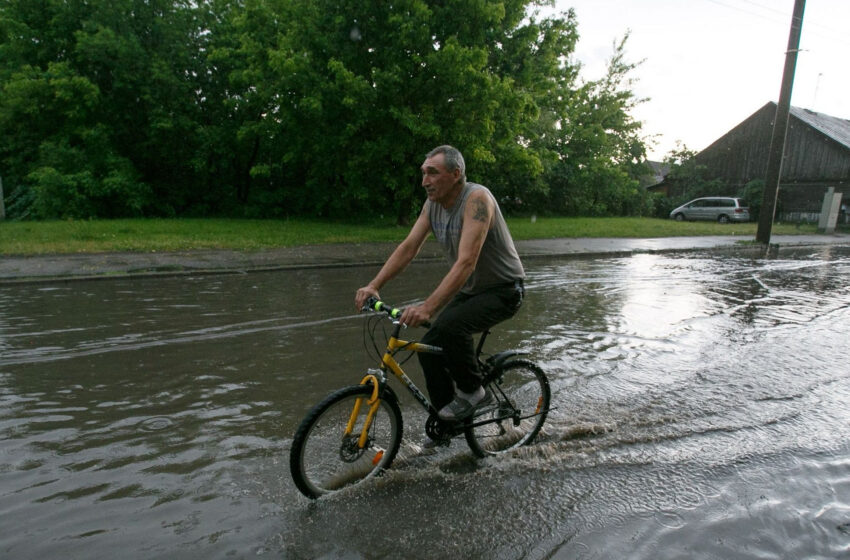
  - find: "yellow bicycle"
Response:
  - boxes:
[289,298,550,499]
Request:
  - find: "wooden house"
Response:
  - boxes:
[694,102,850,216]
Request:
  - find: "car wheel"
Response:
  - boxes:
[674,213,685,222]
[717,215,730,223]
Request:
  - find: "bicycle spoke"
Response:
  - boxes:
[464,360,550,457]
[290,386,403,498]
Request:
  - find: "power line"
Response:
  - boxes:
[702,0,850,46]
[703,0,789,26]
[737,0,791,18]
[738,0,847,38]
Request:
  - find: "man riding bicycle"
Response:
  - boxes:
[354,145,525,432]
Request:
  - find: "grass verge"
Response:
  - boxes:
[0,217,825,256]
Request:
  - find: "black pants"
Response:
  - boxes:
[418,281,524,410]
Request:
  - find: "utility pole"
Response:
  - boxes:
[756,0,806,245]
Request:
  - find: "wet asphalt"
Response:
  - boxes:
[1,234,848,284]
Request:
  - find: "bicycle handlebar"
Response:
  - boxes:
[363,296,403,319]
[362,297,431,328]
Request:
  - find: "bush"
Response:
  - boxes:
[739,179,764,221]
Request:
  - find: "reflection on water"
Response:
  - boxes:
[1,245,849,559]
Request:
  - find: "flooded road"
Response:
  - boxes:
[2,245,850,559]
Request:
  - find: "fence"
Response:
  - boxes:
[778,211,820,224]
[779,211,848,225]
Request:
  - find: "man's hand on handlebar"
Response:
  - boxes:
[400,303,431,328]
[355,285,380,312]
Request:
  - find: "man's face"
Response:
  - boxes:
[420,153,461,206]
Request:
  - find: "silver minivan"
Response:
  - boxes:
[669,197,750,223]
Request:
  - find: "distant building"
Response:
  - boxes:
[650,102,850,220]
[639,160,670,191]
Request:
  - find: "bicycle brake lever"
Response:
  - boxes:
[362,296,379,312]
[396,320,430,329]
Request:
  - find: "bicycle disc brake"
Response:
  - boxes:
[339,435,367,462]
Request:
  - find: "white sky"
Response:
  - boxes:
[550,0,850,160]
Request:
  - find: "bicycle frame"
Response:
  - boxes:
[344,331,435,447]
[379,321,442,414]
[348,299,519,451]
[378,328,499,410]
[345,300,450,451]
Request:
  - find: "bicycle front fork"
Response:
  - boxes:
[344,369,385,452]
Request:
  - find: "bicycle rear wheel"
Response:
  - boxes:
[465,360,550,457]
[290,385,403,499]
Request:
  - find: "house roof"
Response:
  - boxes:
[790,105,850,151]
[640,160,670,187]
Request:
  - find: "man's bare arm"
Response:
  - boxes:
[354,204,432,310]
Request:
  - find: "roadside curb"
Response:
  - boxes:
[1,234,848,285]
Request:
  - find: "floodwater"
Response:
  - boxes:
[2,245,850,559]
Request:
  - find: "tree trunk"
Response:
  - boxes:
[394,172,419,226]
[237,137,261,204]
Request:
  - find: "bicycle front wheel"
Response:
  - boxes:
[465,360,550,457]
[290,385,403,499]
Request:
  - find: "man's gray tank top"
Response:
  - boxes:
[427,183,525,295]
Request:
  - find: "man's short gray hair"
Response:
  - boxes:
[427,145,466,183]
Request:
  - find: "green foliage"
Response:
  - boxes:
[1,0,651,222]
[0,61,149,218]
[0,0,210,218]
[739,179,764,221]
[246,0,561,222]
[28,131,150,218]
[537,33,652,217]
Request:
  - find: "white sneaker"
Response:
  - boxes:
[437,387,492,421]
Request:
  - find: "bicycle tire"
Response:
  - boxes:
[464,359,550,457]
[290,384,403,499]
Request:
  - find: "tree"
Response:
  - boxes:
[0,0,651,221]
[0,0,212,218]
[659,144,725,212]
[541,33,651,216]
[740,179,764,221]
[0,60,151,218]
[254,0,559,223]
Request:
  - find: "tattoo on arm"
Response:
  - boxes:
[471,199,490,224]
